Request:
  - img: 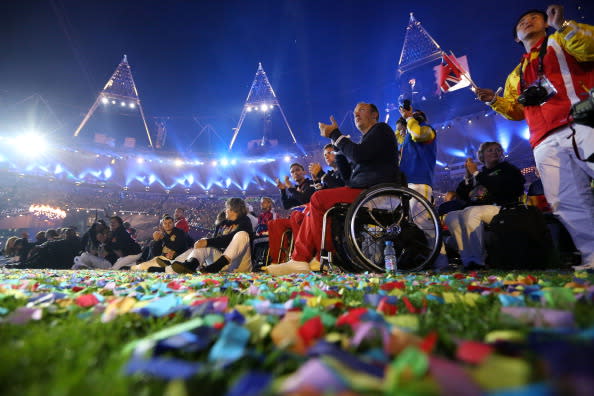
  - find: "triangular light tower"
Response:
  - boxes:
[397,13,442,75]
[73,55,153,147]
[228,62,297,150]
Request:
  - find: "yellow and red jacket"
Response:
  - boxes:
[491,20,594,148]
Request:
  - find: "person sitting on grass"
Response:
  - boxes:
[107,216,142,270]
[159,198,254,274]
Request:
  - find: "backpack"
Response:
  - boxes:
[485,204,558,269]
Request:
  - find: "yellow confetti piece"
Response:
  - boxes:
[463,293,480,307]
[388,289,405,298]
[442,292,458,304]
[386,314,419,331]
[471,355,531,391]
[484,330,524,343]
[245,315,271,342]
[233,304,253,316]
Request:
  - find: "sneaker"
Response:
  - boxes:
[264,259,310,275]
[170,257,200,274]
[572,263,594,272]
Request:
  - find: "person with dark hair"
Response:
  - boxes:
[475,5,594,270]
[444,142,525,270]
[73,223,111,269]
[397,104,437,201]
[160,198,254,273]
[33,231,47,246]
[174,208,190,234]
[267,162,316,264]
[108,216,142,269]
[276,163,316,209]
[266,102,399,275]
[309,144,346,190]
[131,215,190,271]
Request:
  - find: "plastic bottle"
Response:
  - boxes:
[384,240,397,274]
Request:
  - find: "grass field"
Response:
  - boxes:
[0,268,593,395]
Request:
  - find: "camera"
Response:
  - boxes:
[571,88,594,128]
[517,77,557,106]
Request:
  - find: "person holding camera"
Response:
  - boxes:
[475,5,594,270]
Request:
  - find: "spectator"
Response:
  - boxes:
[475,5,594,270]
[174,208,190,234]
[266,102,399,275]
[107,216,142,269]
[444,142,525,270]
[163,198,253,273]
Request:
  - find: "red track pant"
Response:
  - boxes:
[267,209,306,263]
[291,187,363,262]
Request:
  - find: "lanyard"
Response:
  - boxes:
[519,36,549,91]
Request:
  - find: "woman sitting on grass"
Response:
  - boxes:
[160,197,253,274]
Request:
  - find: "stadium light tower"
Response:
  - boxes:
[228,62,297,151]
[73,55,153,147]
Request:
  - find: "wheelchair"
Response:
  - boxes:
[320,183,442,273]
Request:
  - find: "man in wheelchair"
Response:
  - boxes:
[265,102,400,275]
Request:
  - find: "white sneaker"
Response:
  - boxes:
[572,263,594,271]
[264,260,310,275]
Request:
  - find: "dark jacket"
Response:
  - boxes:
[329,122,400,188]
[313,168,346,190]
[206,215,254,251]
[456,161,525,206]
[107,226,141,261]
[151,227,189,259]
[280,178,316,209]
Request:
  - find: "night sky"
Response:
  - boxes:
[1,0,592,154]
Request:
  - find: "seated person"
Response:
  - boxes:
[73,223,112,270]
[309,144,347,190]
[131,215,190,271]
[161,198,254,274]
[107,216,142,269]
[444,142,525,270]
[255,197,277,235]
[265,102,399,275]
[267,162,316,263]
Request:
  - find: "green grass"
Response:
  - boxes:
[0,269,592,395]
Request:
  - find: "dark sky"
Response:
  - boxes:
[1,0,592,153]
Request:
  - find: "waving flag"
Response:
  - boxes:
[434,52,471,93]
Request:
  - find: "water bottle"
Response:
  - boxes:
[384,240,397,274]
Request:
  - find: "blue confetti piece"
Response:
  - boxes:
[137,294,182,317]
[498,294,525,307]
[125,356,202,379]
[226,371,272,396]
[488,382,553,396]
[208,322,250,364]
[225,309,245,325]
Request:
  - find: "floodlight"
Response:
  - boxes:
[111,100,116,104]
[220,158,229,166]
[137,157,144,164]
[121,102,126,107]
[101,97,109,104]
[174,158,184,167]
[284,155,291,162]
[246,106,252,112]
[129,103,136,108]
[260,104,268,111]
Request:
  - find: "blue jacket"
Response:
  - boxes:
[399,120,436,186]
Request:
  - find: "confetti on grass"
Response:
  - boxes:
[0,268,593,395]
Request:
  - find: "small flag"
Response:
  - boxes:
[434,53,471,93]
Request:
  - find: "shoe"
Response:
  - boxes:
[155,257,170,267]
[201,256,229,274]
[264,259,310,275]
[171,257,200,274]
[463,261,485,272]
[148,267,165,273]
[572,263,594,272]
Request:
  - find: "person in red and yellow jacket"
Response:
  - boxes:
[476,5,594,270]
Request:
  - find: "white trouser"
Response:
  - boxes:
[444,205,501,266]
[186,231,252,272]
[408,183,437,239]
[112,253,142,270]
[72,252,112,270]
[132,247,195,271]
[533,124,594,266]
[154,231,252,273]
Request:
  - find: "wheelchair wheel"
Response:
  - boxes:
[340,183,441,273]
